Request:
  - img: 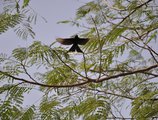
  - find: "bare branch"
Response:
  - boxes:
[21,62,38,83]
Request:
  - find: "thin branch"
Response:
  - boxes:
[145,43,158,56]
[129,76,158,91]
[132,26,158,63]
[148,49,158,64]
[113,0,153,29]
[97,64,158,83]
[133,26,158,57]
[81,87,135,100]
[21,62,38,83]
[121,35,158,63]
[0,64,157,88]
[121,35,147,50]
[0,70,91,88]
[144,72,158,77]
[83,53,88,77]
[52,50,87,79]
[91,16,102,79]
[104,117,135,120]
[111,103,126,120]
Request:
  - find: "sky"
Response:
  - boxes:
[0,0,91,106]
[0,1,131,117]
[1,0,154,117]
[0,0,91,53]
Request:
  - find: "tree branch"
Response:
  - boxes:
[91,16,102,79]
[121,35,158,64]
[21,62,38,83]
[0,70,91,88]
[97,64,158,83]
[81,87,135,100]
[52,50,87,79]
[0,64,157,88]
[114,0,153,28]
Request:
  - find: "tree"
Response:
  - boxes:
[0,0,35,39]
[0,0,158,119]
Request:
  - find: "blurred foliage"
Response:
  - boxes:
[0,0,37,39]
[1,0,158,119]
[0,13,23,34]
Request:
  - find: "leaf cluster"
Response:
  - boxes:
[1,0,158,119]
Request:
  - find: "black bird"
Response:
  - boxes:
[56,35,89,53]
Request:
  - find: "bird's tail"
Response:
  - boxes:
[68,44,83,53]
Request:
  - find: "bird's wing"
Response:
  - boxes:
[56,38,74,45]
[77,38,89,45]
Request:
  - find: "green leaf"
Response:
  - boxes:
[12,47,27,61]
[74,97,108,119]
[76,1,99,19]
[145,31,157,44]
[40,100,60,113]
[20,105,35,120]
[22,0,30,8]
[131,91,158,119]
[105,27,127,44]
[129,49,139,56]
[57,20,71,24]
[0,13,23,34]
[0,84,13,94]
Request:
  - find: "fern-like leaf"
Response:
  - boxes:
[0,13,23,34]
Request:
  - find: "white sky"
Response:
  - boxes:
[0,0,91,106]
[0,0,91,53]
[1,0,154,117]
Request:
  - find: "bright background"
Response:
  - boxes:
[0,0,91,53]
[0,0,91,106]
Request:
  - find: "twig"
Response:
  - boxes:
[97,64,158,83]
[81,87,135,100]
[21,62,38,83]
[113,0,153,29]
[121,35,158,63]
[83,53,88,77]
[52,49,87,79]
[91,16,102,79]
[0,64,157,88]
[132,26,158,63]
[129,76,158,91]
[0,70,91,88]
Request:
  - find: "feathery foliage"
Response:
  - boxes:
[0,0,36,39]
[0,13,23,34]
[1,0,158,119]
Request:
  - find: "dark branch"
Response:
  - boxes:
[0,70,91,88]
[97,64,158,83]
[81,87,135,100]
[0,64,157,88]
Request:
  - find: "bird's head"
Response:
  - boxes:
[74,35,79,39]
